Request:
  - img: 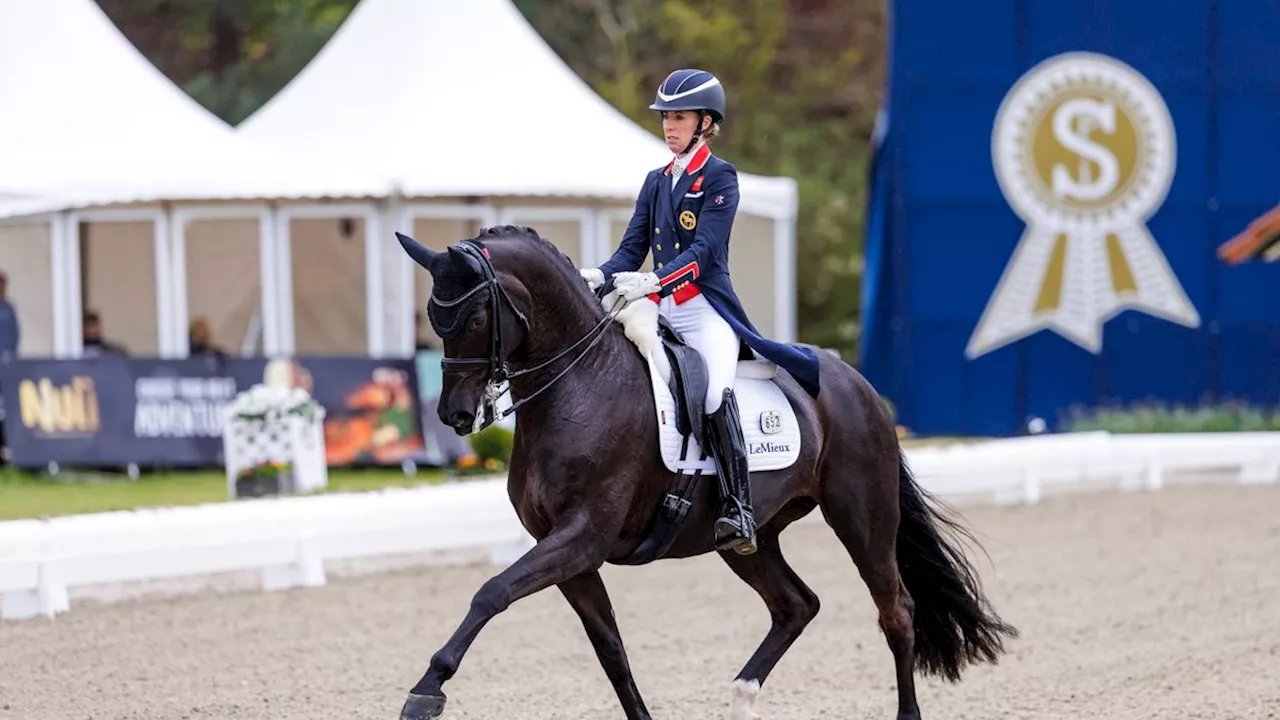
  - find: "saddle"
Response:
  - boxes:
[595,283,799,566]
[656,314,710,445]
[656,314,758,444]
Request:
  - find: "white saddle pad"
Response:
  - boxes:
[644,353,802,475]
[605,291,802,476]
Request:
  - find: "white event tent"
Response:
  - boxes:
[0,0,386,358]
[0,0,799,361]
[237,0,800,350]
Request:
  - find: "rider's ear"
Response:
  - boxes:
[447,245,485,278]
[395,232,437,270]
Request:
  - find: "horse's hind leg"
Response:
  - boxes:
[819,464,921,720]
[557,570,652,720]
[719,524,821,720]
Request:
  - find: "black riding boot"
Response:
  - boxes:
[703,388,758,555]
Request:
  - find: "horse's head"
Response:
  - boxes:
[396,230,532,434]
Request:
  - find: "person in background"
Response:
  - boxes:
[188,316,226,358]
[0,272,14,463]
[81,309,128,356]
[0,272,19,361]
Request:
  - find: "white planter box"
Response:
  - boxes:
[224,413,328,499]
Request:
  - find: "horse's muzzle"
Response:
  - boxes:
[447,411,475,434]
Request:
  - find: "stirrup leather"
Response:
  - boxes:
[704,388,758,555]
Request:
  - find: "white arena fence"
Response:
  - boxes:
[3,430,1278,621]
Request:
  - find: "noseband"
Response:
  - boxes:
[429,239,622,431]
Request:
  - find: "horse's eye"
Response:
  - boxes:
[470,314,485,330]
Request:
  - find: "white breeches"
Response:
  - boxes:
[657,293,738,414]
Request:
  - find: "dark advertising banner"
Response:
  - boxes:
[0,356,235,468]
[227,357,426,468]
[0,356,425,469]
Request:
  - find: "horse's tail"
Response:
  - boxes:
[895,451,1019,681]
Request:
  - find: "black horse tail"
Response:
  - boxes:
[895,451,1019,681]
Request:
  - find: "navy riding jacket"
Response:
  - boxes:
[599,144,821,397]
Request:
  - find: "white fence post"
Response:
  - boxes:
[262,534,327,592]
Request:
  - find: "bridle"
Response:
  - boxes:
[430,239,624,432]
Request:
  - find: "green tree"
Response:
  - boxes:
[515,0,886,360]
[96,0,359,125]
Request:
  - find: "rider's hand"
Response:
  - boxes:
[612,271,661,301]
[579,267,605,290]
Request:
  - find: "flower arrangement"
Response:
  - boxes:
[235,459,295,498]
[224,384,325,499]
[224,383,325,425]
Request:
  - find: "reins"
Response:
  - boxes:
[430,240,625,431]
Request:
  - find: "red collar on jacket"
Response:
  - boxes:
[663,141,712,176]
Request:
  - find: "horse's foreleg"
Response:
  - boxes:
[558,570,653,720]
[400,524,600,720]
[718,528,821,720]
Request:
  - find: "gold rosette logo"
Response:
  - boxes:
[967,52,1199,359]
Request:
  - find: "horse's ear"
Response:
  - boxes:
[447,244,485,278]
[395,231,437,270]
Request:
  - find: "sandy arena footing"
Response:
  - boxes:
[2,481,1278,719]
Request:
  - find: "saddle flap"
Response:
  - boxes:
[659,335,709,443]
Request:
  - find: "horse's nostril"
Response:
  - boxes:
[448,412,474,431]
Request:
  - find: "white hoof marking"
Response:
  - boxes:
[728,678,761,720]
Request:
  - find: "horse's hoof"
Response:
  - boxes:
[400,692,447,719]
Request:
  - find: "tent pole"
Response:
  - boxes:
[258,208,280,355]
[65,213,84,357]
[49,212,67,357]
[171,210,191,357]
[363,204,385,357]
[394,207,414,356]
[773,209,798,344]
[581,206,599,268]
[153,209,173,356]
[271,207,293,356]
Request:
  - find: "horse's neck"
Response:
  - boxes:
[505,292,634,406]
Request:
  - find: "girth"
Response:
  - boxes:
[609,316,713,567]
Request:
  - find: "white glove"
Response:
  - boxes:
[612,271,662,301]
[579,267,604,290]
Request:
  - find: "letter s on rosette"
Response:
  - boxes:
[967,52,1200,359]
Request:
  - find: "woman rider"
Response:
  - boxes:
[579,69,822,556]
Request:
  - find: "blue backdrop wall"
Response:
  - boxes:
[861,0,1280,436]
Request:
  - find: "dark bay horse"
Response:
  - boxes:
[394,225,1018,720]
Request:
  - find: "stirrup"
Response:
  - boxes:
[715,503,758,555]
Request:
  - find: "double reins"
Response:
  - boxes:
[431,240,625,430]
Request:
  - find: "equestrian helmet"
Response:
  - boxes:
[649,69,726,124]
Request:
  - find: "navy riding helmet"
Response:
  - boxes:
[650,68,726,153]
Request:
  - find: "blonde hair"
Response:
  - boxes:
[703,121,721,141]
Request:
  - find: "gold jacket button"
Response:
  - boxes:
[654,227,661,234]
[656,244,662,251]
[657,262,663,268]
[675,243,681,250]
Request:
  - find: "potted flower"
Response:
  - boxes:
[235,459,296,497]
[224,383,326,499]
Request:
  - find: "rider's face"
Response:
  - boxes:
[662,111,706,154]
